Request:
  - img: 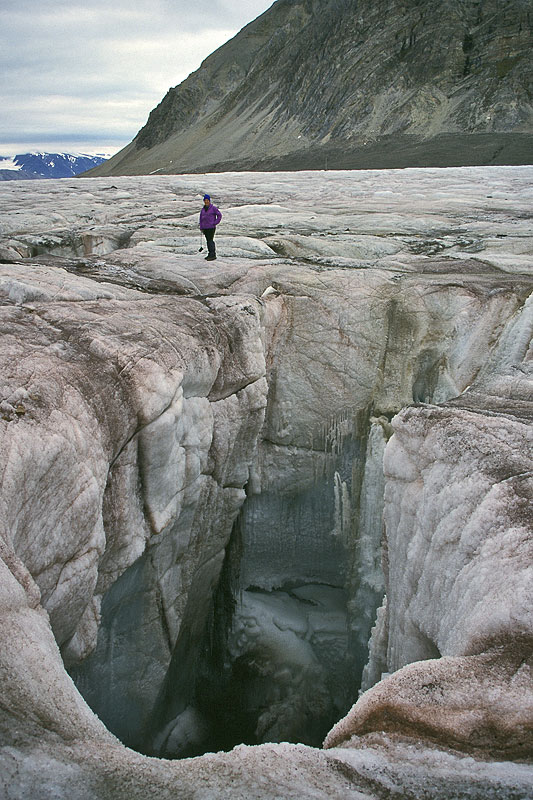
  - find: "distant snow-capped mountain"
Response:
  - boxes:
[0,152,108,180]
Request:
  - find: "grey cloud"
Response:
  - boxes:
[0,0,273,153]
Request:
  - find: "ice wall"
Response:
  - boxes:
[0,277,268,757]
[180,270,532,755]
[326,292,533,759]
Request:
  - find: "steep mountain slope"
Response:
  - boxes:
[92,0,533,175]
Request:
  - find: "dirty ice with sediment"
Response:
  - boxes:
[0,167,531,799]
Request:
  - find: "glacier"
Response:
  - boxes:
[0,166,531,798]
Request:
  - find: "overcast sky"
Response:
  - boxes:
[0,0,274,157]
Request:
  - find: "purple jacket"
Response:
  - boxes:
[199,203,222,230]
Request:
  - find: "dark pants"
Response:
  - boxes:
[203,227,216,256]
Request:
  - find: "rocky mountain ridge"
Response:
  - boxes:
[91,0,533,176]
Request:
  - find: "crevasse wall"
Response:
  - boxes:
[67,268,532,757]
[12,263,525,758]
[326,294,533,759]
[199,276,532,757]
[64,295,270,754]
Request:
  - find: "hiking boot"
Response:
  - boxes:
[205,254,216,261]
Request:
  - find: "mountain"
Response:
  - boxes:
[0,152,108,180]
[90,0,533,176]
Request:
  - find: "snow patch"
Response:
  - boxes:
[0,157,22,171]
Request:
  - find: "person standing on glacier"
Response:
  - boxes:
[199,194,222,261]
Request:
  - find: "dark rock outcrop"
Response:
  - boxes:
[91,0,533,176]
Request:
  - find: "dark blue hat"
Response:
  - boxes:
[203,194,210,200]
